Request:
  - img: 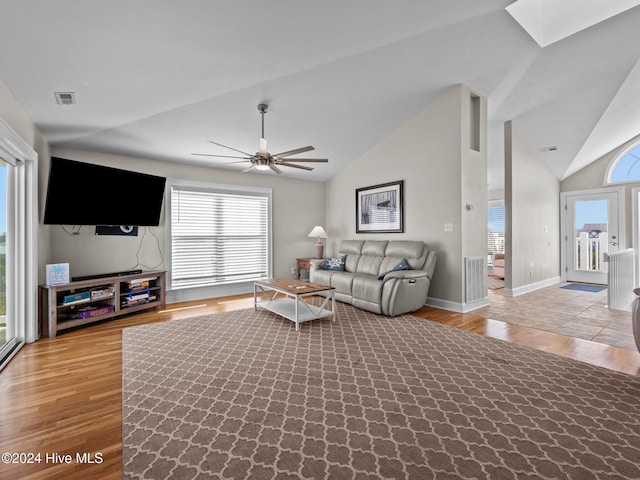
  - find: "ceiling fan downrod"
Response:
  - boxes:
[257,103,268,157]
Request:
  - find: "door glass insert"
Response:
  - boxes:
[574,199,608,273]
[0,163,6,350]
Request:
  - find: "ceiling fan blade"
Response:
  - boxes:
[269,164,282,174]
[208,140,254,157]
[278,163,314,171]
[278,158,328,163]
[272,146,315,158]
[242,165,256,173]
[192,153,251,160]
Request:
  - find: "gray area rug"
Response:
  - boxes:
[123,303,640,479]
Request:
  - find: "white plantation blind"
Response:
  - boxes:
[487,203,505,256]
[170,186,270,289]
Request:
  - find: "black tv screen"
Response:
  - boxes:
[43,157,167,226]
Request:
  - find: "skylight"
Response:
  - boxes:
[506,0,640,47]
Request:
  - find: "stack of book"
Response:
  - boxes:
[123,277,157,307]
[76,304,115,319]
[91,286,115,300]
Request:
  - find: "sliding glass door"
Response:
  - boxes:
[0,163,4,347]
[0,159,14,363]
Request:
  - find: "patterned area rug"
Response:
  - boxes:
[123,303,640,480]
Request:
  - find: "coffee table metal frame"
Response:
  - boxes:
[254,278,335,331]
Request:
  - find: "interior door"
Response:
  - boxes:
[565,191,620,284]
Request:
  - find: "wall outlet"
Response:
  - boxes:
[290,266,296,275]
[444,223,454,232]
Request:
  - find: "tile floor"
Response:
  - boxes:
[476,282,638,351]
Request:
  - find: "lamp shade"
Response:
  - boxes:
[308,226,327,259]
[307,226,328,239]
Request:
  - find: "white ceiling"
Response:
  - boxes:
[1,1,640,187]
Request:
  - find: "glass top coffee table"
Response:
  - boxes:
[254,278,335,331]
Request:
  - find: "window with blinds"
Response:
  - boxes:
[170,186,270,289]
[487,203,505,257]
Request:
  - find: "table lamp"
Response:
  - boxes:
[307,226,328,259]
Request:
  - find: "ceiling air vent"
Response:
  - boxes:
[54,92,76,105]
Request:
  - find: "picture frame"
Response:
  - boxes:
[356,180,404,233]
[46,263,70,285]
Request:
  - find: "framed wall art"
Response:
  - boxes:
[355,180,404,233]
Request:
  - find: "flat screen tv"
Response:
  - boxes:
[43,157,167,226]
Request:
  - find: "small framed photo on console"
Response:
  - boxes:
[46,263,70,285]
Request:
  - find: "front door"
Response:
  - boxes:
[563,190,621,285]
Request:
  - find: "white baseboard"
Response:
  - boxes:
[425,296,489,313]
[167,282,254,304]
[504,276,561,297]
[425,276,561,311]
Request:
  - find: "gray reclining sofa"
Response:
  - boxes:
[309,240,436,316]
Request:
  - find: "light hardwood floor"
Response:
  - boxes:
[1,290,639,480]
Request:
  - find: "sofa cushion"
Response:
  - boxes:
[320,255,346,271]
[338,240,364,273]
[378,258,409,280]
[340,240,365,254]
[344,254,360,273]
[311,268,334,287]
[330,271,357,296]
[385,241,423,258]
[385,241,426,269]
[352,275,384,305]
[356,255,384,276]
[362,240,388,256]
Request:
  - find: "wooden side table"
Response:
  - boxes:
[296,258,322,280]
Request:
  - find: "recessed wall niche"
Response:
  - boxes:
[470,93,481,152]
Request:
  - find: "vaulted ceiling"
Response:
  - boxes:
[1,1,640,187]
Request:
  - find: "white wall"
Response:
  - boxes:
[44,148,326,300]
[325,85,487,309]
[505,121,560,294]
[0,79,39,148]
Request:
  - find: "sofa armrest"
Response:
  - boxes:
[309,259,324,273]
[382,269,431,282]
[381,269,432,316]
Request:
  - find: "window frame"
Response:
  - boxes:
[166,179,272,301]
[605,139,640,185]
[0,116,38,370]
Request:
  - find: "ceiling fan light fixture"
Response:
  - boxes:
[258,137,268,156]
[255,157,271,170]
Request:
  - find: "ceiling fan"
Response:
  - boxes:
[192,104,328,174]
